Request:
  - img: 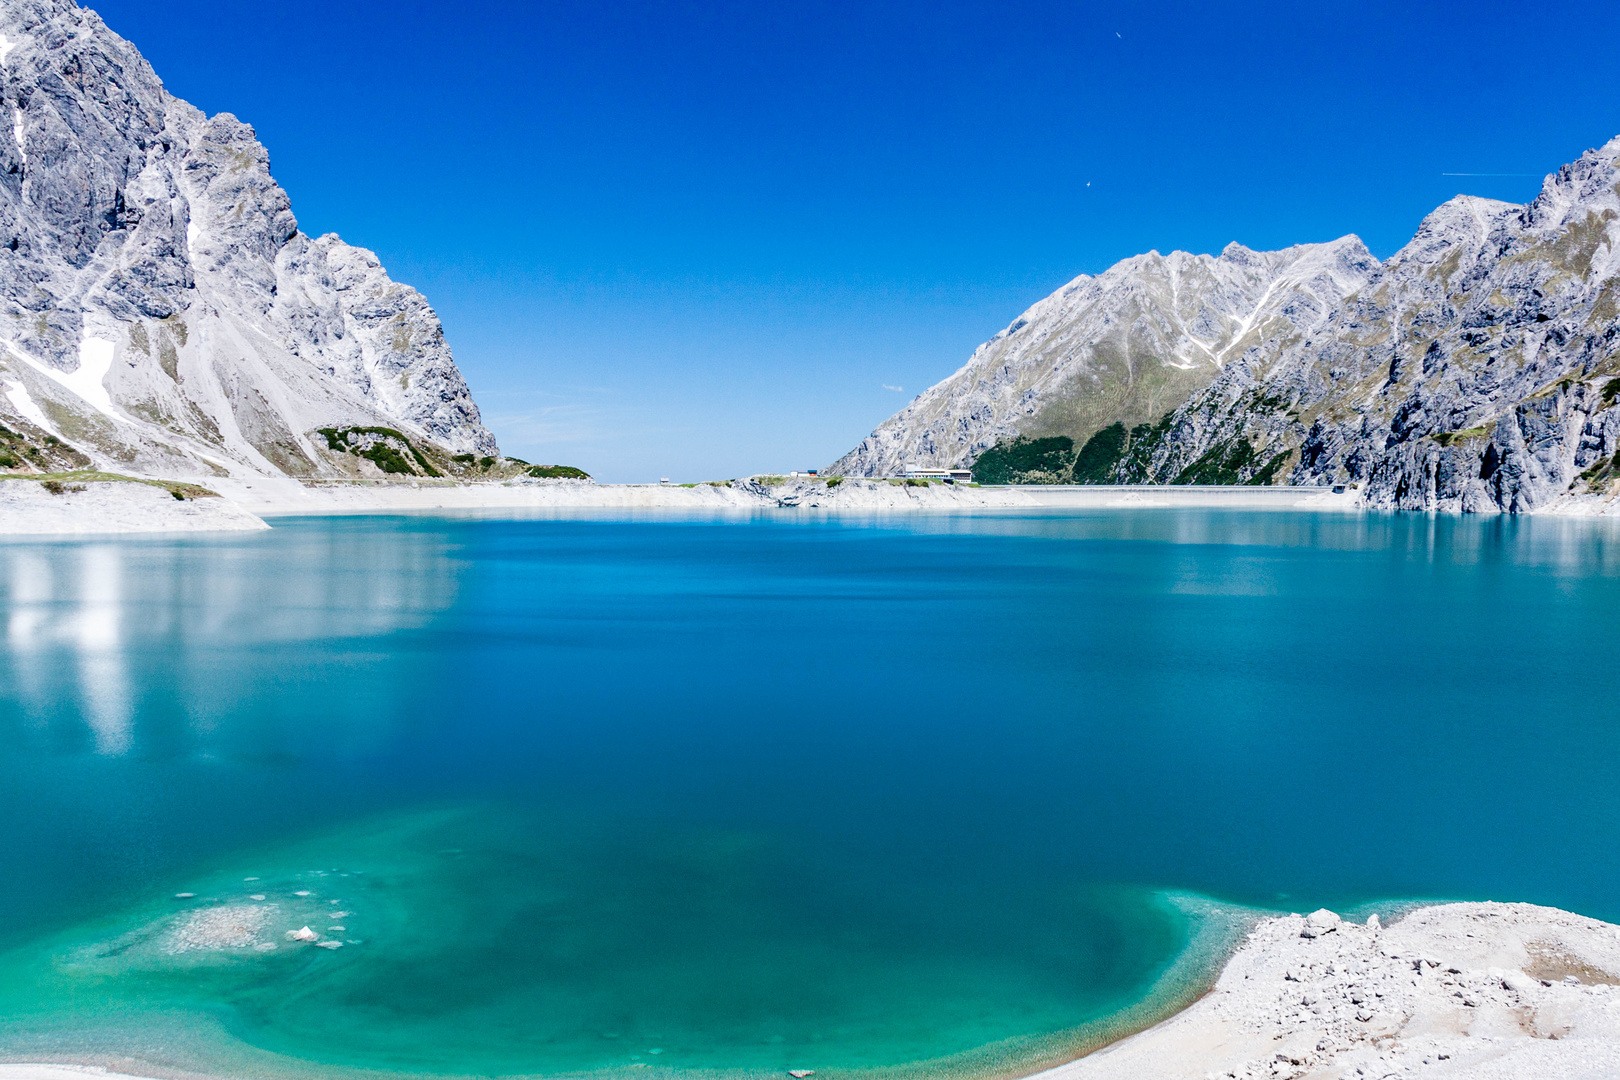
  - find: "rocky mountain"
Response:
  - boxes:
[0,0,501,483]
[833,136,1620,513]
[831,238,1379,479]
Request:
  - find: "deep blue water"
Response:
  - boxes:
[2,510,1619,1078]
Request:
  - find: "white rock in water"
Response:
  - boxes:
[249,894,266,901]
[174,893,195,899]
[1367,913,1381,930]
[286,926,319,942]
[315,940,343,950]
[294,891,312,897]
[1301,909,1342,938]
[166,904,275,953]
[254,942,278,952]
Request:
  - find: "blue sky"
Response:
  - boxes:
[94,0,1620,481]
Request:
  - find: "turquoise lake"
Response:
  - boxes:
[3,509,1620,1079]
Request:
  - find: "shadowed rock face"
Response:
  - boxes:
[0,0,497,478]
[835,136,1620,513]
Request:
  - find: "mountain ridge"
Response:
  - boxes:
[832,136,1620,513]
[830,233,1380,480]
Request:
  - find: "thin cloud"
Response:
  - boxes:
[882,383,904,393]
[480,400,601,445]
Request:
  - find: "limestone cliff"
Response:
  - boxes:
[0,0,498,482]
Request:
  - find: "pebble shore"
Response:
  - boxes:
[1036,901,1620,1080]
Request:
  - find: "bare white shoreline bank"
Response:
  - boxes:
[0,479,269,535]
[1033,901,1620,1080]
[14,472,1620,534]
[207,477,1363,516]
[3,902,1615,1080]
[0,476,1363,535]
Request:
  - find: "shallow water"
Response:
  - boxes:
[3,510,1620,1078]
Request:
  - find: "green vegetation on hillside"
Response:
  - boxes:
[1249,450,1292,486]
[971,424,1134,484]
[1579,447,1620,488]
[1115,416,1175,481]
[0,470,219,500]
[1163,437,1289,486]
[1071,422,1128,483]
[970,436,1075,484]
[1431,427,1488,448]
[0,421,92,473]
[1174,439,1260,484]
[526,465,591,480]
[318,426,442,477]
[973,413,1290,486]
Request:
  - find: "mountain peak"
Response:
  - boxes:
[0,0,498,482]
[830,231,1377,479]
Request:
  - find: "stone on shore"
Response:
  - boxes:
[1300,908,1341,938]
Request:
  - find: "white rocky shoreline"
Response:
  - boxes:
[0,476,268,535]
[1035,901,1620,1080]
[15,471,1620,536]
[0,475,1363,535]
[2,902,1615,1080]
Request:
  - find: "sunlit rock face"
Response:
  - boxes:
[831,238,1379,479]
[835,137,1620,513]
[0,0,497,478]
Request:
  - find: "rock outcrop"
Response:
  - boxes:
[0,0,498,482]
[835,137,1620,513]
